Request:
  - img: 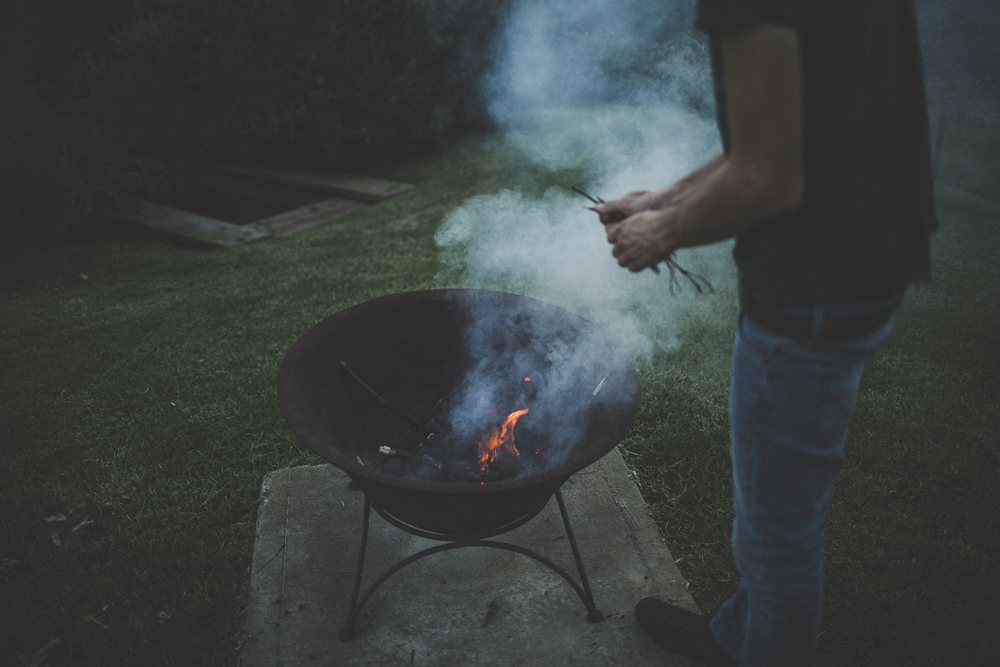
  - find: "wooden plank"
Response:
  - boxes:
[245,197,367,236]
[106,198,271,247]
[220,165,412,204]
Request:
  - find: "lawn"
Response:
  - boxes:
[1,134,997,666]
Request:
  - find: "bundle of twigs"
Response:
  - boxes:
[570,186,714,295]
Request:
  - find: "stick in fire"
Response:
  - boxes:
[570,186,714,295]
[378,446,445,471]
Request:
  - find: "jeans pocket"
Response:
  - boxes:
[737,311,780,363]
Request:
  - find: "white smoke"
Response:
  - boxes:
[435,0,735,359]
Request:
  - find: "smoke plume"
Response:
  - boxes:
[435,0,734,360]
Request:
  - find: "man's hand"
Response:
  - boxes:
[596,181,694,224]
[596,190,658,224]
[596,154,727,225]
[605,208,677,273]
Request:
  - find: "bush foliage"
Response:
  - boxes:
[0,0,160,245]
[4,0,516,244]
[419,0,517,131]
[95,0,441,188]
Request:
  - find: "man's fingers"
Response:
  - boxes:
[605,222,622,243]
[613,242,641,270]
[599,209,623,225]
[612,236,661,274]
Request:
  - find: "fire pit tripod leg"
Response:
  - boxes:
[338,490,604,641]
[338,498,371,641]
[555,488,604,623]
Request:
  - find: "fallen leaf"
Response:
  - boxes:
[44,515,67,524]
[0,558,18,570]
[156,611,171,626]
[80,273,89,280]
[49,530,61,547]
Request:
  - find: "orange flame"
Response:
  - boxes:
[477,408,529,473]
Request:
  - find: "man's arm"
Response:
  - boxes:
[602,24,803,272]
[598,153,726,221]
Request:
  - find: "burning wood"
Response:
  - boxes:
[476,408,529,474]
[370,401,542,483]
[378,446,445,471]
[569,185,715,295]
[343,362,545,482]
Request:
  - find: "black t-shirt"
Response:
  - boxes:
[696,0,937,304]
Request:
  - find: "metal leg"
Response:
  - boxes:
[339,490,604,641]
[338,496,371,641]
[555,488,604,623]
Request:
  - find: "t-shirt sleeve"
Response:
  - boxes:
[696,0,798,34]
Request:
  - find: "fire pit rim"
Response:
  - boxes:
[277,288,641,495]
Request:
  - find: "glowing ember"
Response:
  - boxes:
[477,408,529,473]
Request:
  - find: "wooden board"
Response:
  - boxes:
[220,165,413,204]
[106,198,271,248]
[246,198,367,236]
[104,167,411,247]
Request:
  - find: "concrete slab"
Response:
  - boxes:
[241,450,702,666]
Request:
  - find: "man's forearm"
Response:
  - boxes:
[668,155,801,249]
[652,153,726,210]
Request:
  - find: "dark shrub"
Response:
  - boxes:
[0,0,160,245]
[96,0,441,191]
[419,0,517,131]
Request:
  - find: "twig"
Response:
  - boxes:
[390,379,468,450]
[665,257,714,295]
[569,185,714,293]
[423,379,467,422]
[254,544,284,573]
[340,361,424,430]
[570,185,603,205]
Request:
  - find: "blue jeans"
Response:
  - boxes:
[709,300,895,666]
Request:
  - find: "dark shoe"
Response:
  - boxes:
[634,597,737,667]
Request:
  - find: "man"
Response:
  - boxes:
[596,2,936,666]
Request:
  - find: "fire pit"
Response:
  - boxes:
[277,289,641,639]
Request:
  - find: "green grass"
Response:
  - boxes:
[1,136,998,666]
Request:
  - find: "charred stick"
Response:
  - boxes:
[378,446,445,471]
[340,361,424,431]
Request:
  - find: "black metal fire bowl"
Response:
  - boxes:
[277,289,641,537]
